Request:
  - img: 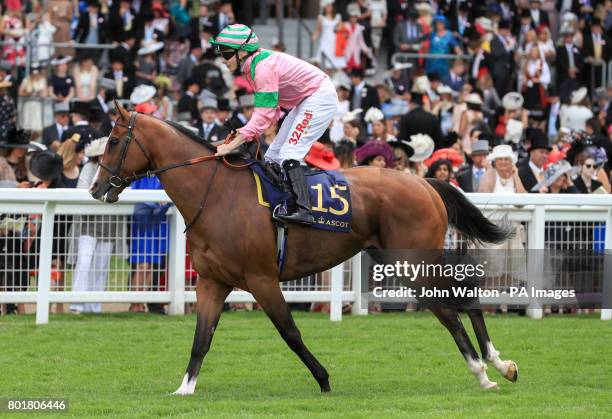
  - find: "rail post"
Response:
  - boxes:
[330,263,343,321]
[168,209,187,315]
[35,202,56,324]
[527,206,545,319]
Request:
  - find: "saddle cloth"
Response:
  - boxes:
[248,161,352,233]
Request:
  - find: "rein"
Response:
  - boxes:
[99,111,259,230]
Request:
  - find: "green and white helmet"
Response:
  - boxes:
[210,24,260,53]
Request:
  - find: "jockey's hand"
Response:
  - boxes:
[215,132,246,157]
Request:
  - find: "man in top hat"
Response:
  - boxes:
[108,29,137,74]
[61,100,101,150]
[104,58,135,100]
[456,139,490,192]
[543,84,561,141]
[393,7,425,55]
[177,78,202,125]
[176,45,203,89]
[74,0,107,61]
[349,68,380,119]
[556,25,583,87]
[490,19,514,96]
[216,98,232,126]
[227,92,254,131]
[198,97,224,142]
[528,0,548,29]
[42,102,71,152]
[518,127,551,193]
[398,91,443,147]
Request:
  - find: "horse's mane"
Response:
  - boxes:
[164,120,217,153]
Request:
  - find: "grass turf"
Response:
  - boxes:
[1,312,611,418]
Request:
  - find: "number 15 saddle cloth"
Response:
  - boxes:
[248,160,352,233]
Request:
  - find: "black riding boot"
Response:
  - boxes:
[276,159,314,225]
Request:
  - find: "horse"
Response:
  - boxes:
[89,102,518,395]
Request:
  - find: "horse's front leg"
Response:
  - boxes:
[174,279,231,395]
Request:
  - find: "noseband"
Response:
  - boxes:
[98,112,153,188]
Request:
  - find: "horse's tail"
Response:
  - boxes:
[426,179,514,245]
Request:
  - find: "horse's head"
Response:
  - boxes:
[90,100,152,203]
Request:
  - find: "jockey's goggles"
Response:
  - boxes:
[216,29,255,61]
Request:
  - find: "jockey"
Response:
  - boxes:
[211,24,339,225]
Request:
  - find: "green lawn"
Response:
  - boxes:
[1,312,610,418]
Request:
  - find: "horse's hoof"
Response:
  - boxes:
[504,361,518,382]
[172,389,195,396]
[320,381,331,393]
[482,381,499,390]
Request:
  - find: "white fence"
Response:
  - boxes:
[0,189,610,323]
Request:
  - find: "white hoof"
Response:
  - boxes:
[173,373,197,396]
[481,380,499,390]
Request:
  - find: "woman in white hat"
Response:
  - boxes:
[458,92,484,155]
[478,145,526,193]
[561,87,594,131]
[68,137,126,313]
[364,107,395,142]
[136,41,163,86]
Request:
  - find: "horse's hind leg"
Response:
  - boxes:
[430,306,499,389]
[466,308,518,382]
[174,279,232,395]
[247,276,330,392]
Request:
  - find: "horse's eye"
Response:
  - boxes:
[109,138,119,146]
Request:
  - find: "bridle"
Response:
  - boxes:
[97,110,257,231]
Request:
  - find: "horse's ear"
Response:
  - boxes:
[114,99,127,121]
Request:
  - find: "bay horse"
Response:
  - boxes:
[90,103,518,394]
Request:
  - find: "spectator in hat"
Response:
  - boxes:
[108,0,137,43]
[198,97,224,142]
[531,160,579,193]
[130,84,158,114]
[478,144,526,193]
[458,93,485,155]
[42,102,70,152]
[521,45,551,112]
[425,158,456,186]
[426,14,461,78]
[216,98,231,127]
[528,0,548,29]
[385,62,412,97]
[399,91,443,148]
[490,19,514,96]
[73,55,98,101]
[74,0,107,61]
[340,109,366,147]
[432,85,455,136]
[355,140,394,168]
[152,75,173,120]
[562,87,593,131]
[574,153,606,194]
[48,55,74,104]
[543,85,561,141]
[342,6,371,71]
[349,68,380,114]
[443,59,466,92]
[104,58,135,100]
[108,30,137,74]
[556,25,583,87]
[364,107,394,142]
[0,78,16,144]
[387,138,415,173]
[18,63,48,133]
[176,45,202,89]
[0,128,38,187]
[305,141,340,171]
[583,19,611,93]
[393,7,425,56]
[518,127,551,193]
[136,41,163,86]
[456,139,490,192]
[312,1,347,71]
[94,78,116,114]
[48,0,73,56]
[56,133,86,188]
[141,10,165,44]
[177,78,201,125]
[227,93,254,131]
[61,100,101,149]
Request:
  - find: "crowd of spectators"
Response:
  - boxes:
[1,0,612,314]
